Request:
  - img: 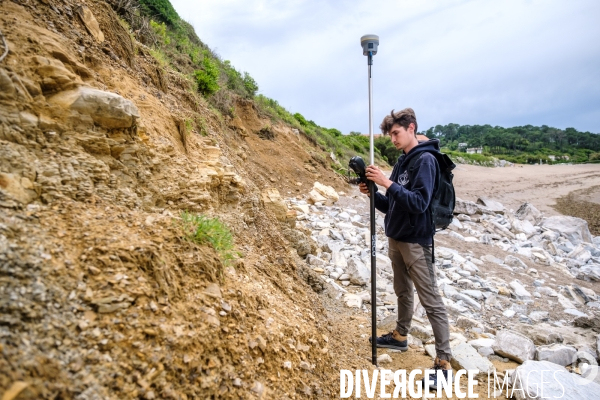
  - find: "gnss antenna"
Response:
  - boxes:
[360,34,379,366]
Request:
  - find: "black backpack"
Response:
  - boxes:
[407,150,456,232]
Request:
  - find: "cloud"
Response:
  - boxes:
[171,0,600,133]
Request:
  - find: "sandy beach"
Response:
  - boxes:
[451,163,600,215]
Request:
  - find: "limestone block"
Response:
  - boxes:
[468,338,496,351]
[76,5,105,42]
[537,286,558,297]
[568,244,592,264]
[476,196,505,214]
[0,172,38,204]
[409,324,434,341]
[505,255,528,270]
[455,198,479,215]
[483,220,516,239]
[510,360,600,400]
[261,188,287,221]
[308,189,326,205]
[515,202,543,225]
[536,344,578,366]
[450,342,494,377]
[344,294,363,308]
[347,257,369,286]
[375,253,392,272]
[32,56,80,93]
[509,280,532,300]
[454,293,481,311]
[48,87,139,128]
[541,216,593,246]
[312,182,338,205]
[292,204,310,214]
[306,254,326,267]
[492,330,536,363]
[577,264,600,282]
[511,218,537,237]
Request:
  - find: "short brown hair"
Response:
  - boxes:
[379,108,418,136]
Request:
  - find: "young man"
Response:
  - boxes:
[359,108,452,389]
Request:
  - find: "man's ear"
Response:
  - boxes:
[408,122,415,134]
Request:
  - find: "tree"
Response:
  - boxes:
[242,72,258,97]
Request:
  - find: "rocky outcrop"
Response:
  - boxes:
[48,87,139,128]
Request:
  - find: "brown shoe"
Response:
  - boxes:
[420,357,453,390]
[434,357,452,370]
[368,330,408,351]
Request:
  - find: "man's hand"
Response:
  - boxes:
[359,182,370,196]
[365,165,393,189]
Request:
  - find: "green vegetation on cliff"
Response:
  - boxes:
[112,0,382,169]
[113,0,599,167]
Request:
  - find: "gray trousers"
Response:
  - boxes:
[388,238,452,361]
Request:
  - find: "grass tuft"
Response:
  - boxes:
[179,211,237,265]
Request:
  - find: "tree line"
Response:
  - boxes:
[375,124,600,165]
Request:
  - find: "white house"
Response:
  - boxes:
[466,147,483,154]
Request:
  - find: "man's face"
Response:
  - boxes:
[389,123,414,150]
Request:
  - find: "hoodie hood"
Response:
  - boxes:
[397,139,441,168]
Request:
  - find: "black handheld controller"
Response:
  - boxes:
[348,156,368,185]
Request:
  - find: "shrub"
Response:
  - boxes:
[242,72,258,97]
[194,56,220,96]
[139,0,179,26]
[222,61,258,98]
[294,113,308,126]
[150,20,170,45]
[180,212,236,265]
[327,128,342,137]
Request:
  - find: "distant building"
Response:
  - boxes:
[548,155,556,161]
[466,147,483,154]
[458,143,468,149]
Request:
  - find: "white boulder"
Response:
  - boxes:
[536,344,578,366]
[540,216,593,246]
[510,360,600,400]
[346,257,370,286]
[492,330,536,363]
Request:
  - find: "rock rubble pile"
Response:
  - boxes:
[289,190,600,391]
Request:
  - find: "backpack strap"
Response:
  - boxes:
[406,151,439,265]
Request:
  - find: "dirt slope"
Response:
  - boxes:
[0,1,348,398]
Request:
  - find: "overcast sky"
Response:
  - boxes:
[170,0,600,134]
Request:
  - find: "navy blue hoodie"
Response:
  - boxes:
[373,139,441,245]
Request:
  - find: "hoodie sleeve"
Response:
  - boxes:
[385,153,438,214]
[373,189,389,213]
